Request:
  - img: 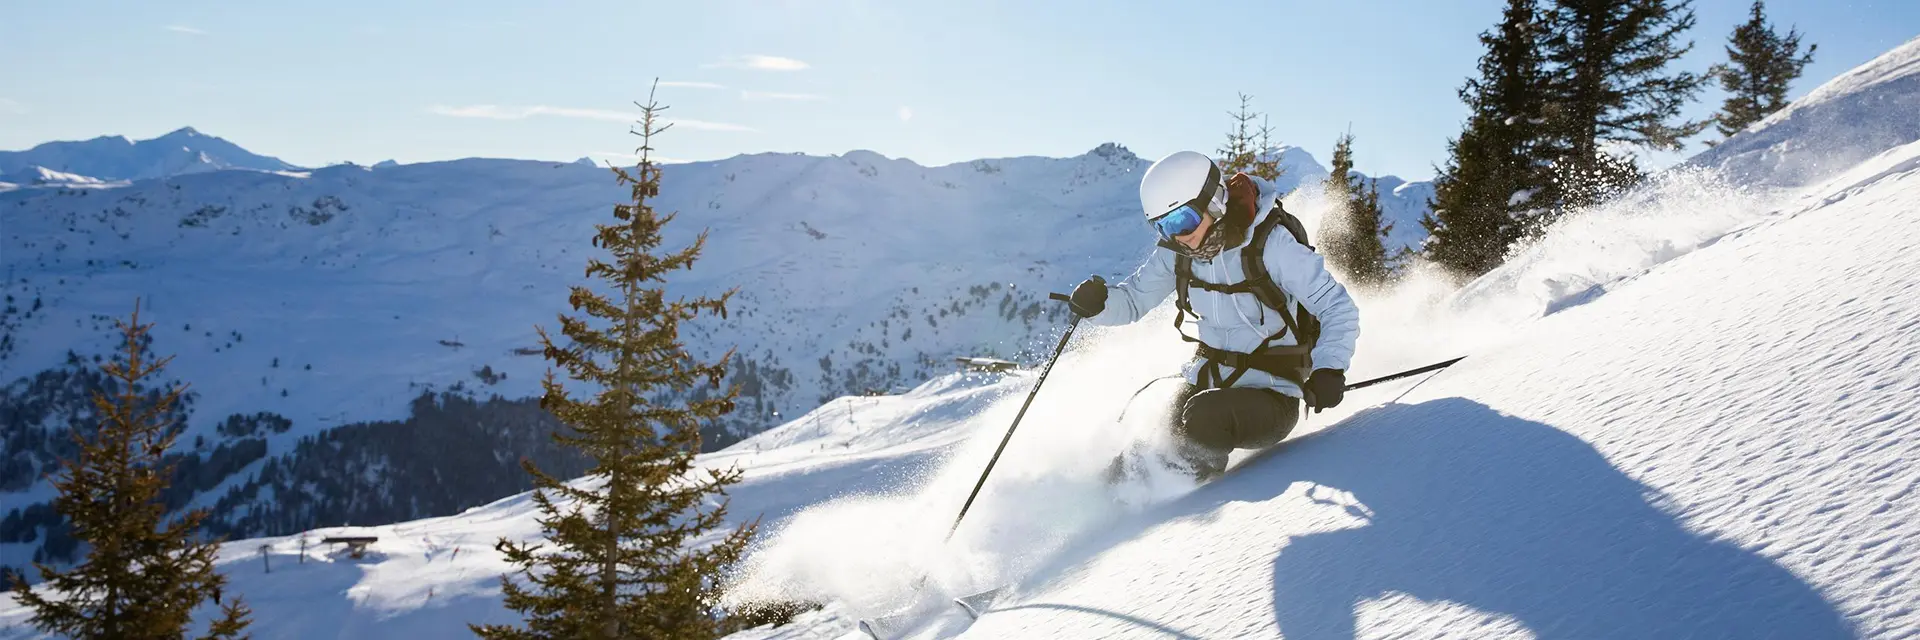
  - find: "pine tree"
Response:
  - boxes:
[1540,0,1710,207]
[1319,133,1396,289]
[7,300,252,640]
[1217,93,1259,175]
[469,82,756,640]
[1249,114,1287,182]
[1424,0,1555,278]
[1216,93,1286,182]
[1711,0,1815,139]
[1322,132,1358,213]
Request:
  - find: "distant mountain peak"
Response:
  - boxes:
[1089,142,1137,162]
[840,149,894,164]
[0,126,301,182]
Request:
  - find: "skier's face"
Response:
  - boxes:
[1174,213,1214,250]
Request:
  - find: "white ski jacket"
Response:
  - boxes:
[1088,176,1362,399]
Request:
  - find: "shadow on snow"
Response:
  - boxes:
[1021,397,1855,639]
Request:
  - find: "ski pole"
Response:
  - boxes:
[947,290,1084,540]
[1304,356,1465,414]
[1343,356,1466,392]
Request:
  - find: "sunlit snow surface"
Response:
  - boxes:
[6,35,1920,640]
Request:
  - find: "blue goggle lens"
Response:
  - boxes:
[1153,205,1205,240]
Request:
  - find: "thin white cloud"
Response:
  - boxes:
[0,98,26,115]
[659,81,727,90]
[428,104,630,122]
[702,55,810,71]
[741,91,826,102]
[165,25,208,36]
[588,151,691,165]
[426,104,755,132]
[661,119,754,132]
[898,106,913,122]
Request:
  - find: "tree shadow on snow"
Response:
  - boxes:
[1235,398,1857,639]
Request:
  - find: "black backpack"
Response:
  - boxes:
[1169,200,1322,388]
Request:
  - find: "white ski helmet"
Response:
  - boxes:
[1139,150,1226,221]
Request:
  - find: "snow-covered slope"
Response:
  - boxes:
[0,367,1040,638]
[6,35,1918,639]
[0,166,124,190]
[0,127,301,182]
[1686,35,1920,189]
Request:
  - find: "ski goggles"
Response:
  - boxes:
[1151,205,1207,240]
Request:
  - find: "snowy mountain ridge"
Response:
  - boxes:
[0,127,301,183]
[0,133,1429,445]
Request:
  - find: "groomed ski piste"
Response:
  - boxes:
[6,35,1920,640]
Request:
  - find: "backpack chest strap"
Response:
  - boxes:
[1185,273,1264,295]
[1194,341,1313,389]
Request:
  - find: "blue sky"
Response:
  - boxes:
[1,0,1914,181]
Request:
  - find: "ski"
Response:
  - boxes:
[953,585,1010,619]
[857,612,915,640]
[858,585,1009,638]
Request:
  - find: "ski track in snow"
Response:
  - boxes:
[5,34,1920,640]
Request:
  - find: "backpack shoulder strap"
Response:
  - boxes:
[1240,211,1292,319]
[1240,204,1319,347]
[1172,252,1199,339]
[1174,252,1193,314]
[1267,200,1322,347]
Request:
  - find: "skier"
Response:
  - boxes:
[1069,150,1361,483]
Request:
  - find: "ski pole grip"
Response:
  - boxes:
[1052,276,1100,302]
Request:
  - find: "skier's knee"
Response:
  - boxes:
[1180,387,1297,450]
[1180,389,1243,450]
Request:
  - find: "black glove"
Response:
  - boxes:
[1069,275,1107,318]
[1303,368,1345,412]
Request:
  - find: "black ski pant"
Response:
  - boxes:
[1168,384,1301,480]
